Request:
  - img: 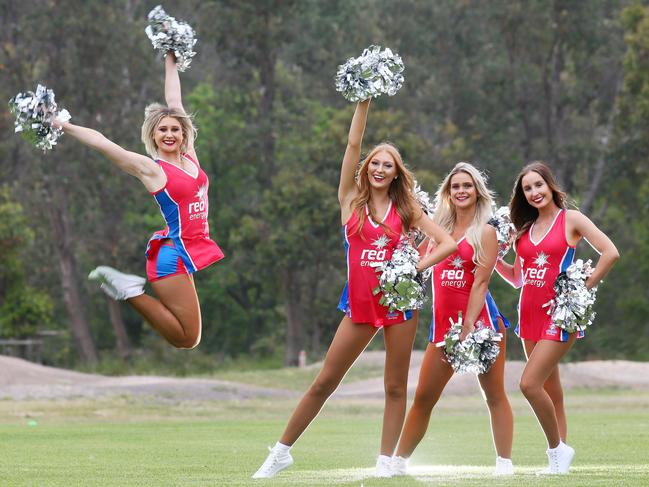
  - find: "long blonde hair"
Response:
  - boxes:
[433,162,494,265]
[140,103,196,158]
[350,143,421,236]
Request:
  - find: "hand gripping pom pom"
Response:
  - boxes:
[145,5,197,72]
[335,45,405,102]
[437,312,502,375]
[9,84,71,152]
[542,259,598,334]
[372,238,426,312]
[487,205,516,260]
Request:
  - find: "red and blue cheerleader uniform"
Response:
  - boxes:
[515,209,581,342]
[429,236,509,344]
[145,153,224,281]
[337,201,413,327]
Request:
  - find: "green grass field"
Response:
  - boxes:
[1,389,648,486]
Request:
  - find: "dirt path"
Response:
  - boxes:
[0,355,293,401]
[2,353,648,401]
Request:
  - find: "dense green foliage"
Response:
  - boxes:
[0,1,647,365]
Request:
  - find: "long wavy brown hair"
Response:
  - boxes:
[350,143,421,237]
[509,161,567,240]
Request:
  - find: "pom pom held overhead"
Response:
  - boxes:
[145,5,197,71]
[335,45,405,102]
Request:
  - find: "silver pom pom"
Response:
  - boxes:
[413,180,436,216]
[145,5,197,72]
[9,84,71,152]
[372,238,425,312]
[408,180,436,248]
[438,312,502,375]
[335,45,405,102]
[543,259,598,334]
[487,205,515,260]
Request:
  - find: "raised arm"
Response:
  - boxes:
[165,53,196,158]
[56,120,164,193]
[567,210,619,289]
[165,53,184,111]
[413,213,457,271]
[462,225,498,338]
[339,99,370,219]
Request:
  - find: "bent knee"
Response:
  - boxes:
[519,378,541,398]
[174,334,201,349]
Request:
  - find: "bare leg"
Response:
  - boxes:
[279,317,378,445]
[477,323,513,458]
[520,336,576,448]
[396,343,454,458]
[128,274,201,349]
[380,316,418,455]
[523,339,568,441]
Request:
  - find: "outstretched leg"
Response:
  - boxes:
[279,317,378,445]
[478,326,514,460]
[380,316,418,456]
[128,274,201,349]
[396,343,454,458]
[252,317,377,479]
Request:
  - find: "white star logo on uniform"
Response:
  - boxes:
[195,184,207,201]
[533,251,549,268]
[372,235,390,249]
[450,255,465,269]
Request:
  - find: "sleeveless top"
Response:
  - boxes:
[515,209,576,341]
[146,153,224,273]
[429,236,508,343]
[337,201,412,327]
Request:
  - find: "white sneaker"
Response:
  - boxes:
[537,442,575,475]
[375,455,393,478]
[88,266,145,300]
[494,456,514,475]
[252,446,294,479]
[391,455,408,476]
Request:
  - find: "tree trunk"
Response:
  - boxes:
[503,19,534,160]
[257,8,277,185]
[283,270,303,366]
[107,299,132,361]
[45,182,98,364]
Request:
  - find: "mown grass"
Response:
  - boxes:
[0,390,648,486]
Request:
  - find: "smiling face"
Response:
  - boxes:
[154,116,184,155]
[366,150,398,190]
[521,170,552,209]
[449,171,477,210]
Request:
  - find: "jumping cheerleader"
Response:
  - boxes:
[54,53,223,349]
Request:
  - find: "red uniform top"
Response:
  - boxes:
[337,201,412,327]
[146,153,224,273]
[516,209,575,342]
[429,237,508,343]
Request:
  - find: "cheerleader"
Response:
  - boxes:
[54,53,223,349]
[495,161,618,474]
[252,99,456,479]
[393,162,514,476]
